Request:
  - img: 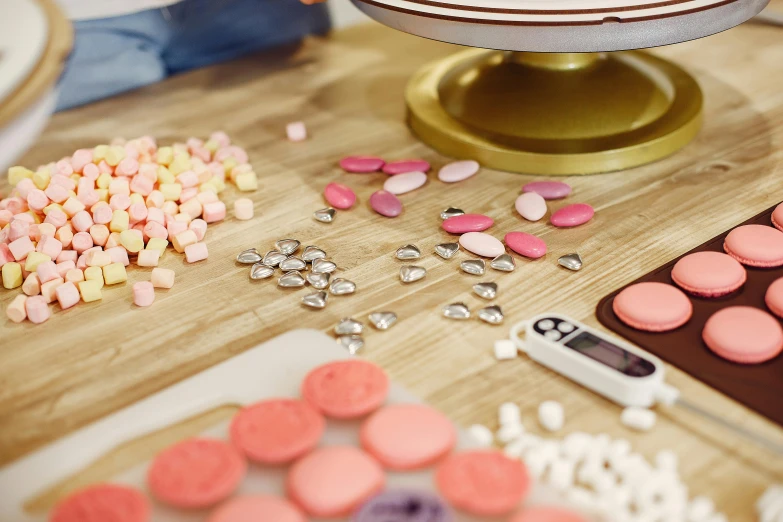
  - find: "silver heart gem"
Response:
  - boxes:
[460,259,486,276]
[335,317,364,335]
[368,311,397,330]
[443,302,470,320]
[338,335,364,355]
[329,278,356,295]
[314,208,335,223]
[249,263,274,280]
[302,290,328,309]
[307,271,330,289]
[473,282,498,300]
[434,242,459,260]
[302,246,327,263]
[559,253,583,271]
[275,239,301,255]
[400,265,426,283]
[236,248,262,264]
[478,305,504,325]
[395,244,421,260]
[262,250,287,267]
[490,253,516,272]
[312,258,337,274]
[440,207,465,220]
[278,270,306,287]
[280,256,306,271]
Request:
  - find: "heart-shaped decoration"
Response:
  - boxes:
[443,302,470,320]
[478,305,504,325]
[262,250,287,267]
[440,207,465,220]
[395,244,421,260]
[558,253,583,271]
[314,208,336,223]
[473,282,498,300]
[302,246,327,263]
[279,256,306,272]
[335,317,364,335]
[311,258,337,274]
[275,239,301,255]
[306,271,330,289]
[338,335,364,355]
[460,259,486,276]
[490,253,516,272]
[368,311,397,330]
[249,263,274,280]
[400,265,426,283]
[329,278,356,296]
[302,290,328,309]
[434,242,460,260]
[278,270,306,288]
[236,248,262,264]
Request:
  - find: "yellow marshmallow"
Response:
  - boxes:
[146,238,169,255]
[93,144,109,163]
[129,193,144,205]
[168,154,191,176]
[172,230,197,253]
[43,203,64,215]
[102,262,127,285]
[24,252,51,272]
[109,210,130,233]
[78,279,103,302]
[174,213,191,224]
[32,168,51,190]
[120,230,144,253]
[86,250,112,267]
[25,211,42,224]
[159,183,182,202]
[204,139,219,154]
[69,174,81,184]
[63,197,86,218]
[2,262,23,289]
[156,146,174,166]
[96,189,109,202]
[97,172,112,189]
[8,166,34,186]
[235,171,258,192]
[199,183,218,194]
[157,166,174,184]
[105,145,126,167]
[84,266,104,288]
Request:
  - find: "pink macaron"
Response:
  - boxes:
[765,277,783,319]
[772,202,783,232]
[702,306,783,364]
[671,251,746,298]
[613,282,693,332]
[723,224,783,268]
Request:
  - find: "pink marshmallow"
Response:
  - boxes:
[98,160,113,175]
[202,201,226,223]
[25,296,50,324]
[109,194,131,211]
[128,203,148,223]
[71,232,94,253]
[76,254,88,270]
[37,261,60,284]
[191,146,211,162]
[143,221,168,240]
[77,177,95,195]
[132,281,155,307]
[166,220,187,238]
[130,174,154,196]
[56,250,78,264]
[0,209,13,227]
[44,209,68,228]
[9,219,30,242]
[15,178,36,199]
[139,163,158,181]
[71,149,93,172]
[146,207,165,225]
[71,210,94,232]
[50,175,76,192]
[55,159,74,176]
[108,178,130,197]
[82,162,100,180]
[55,281,81,309]
[38,236,63,260]
[105,246,130,266]
[89,224,110,246]
[44,182,70,204]
[179,187,198,203]
[189,219,207,241]
[9,236,35,260]
[56,260,76,279]
[184,242,208,263]
[176,170,199,188]
[5,197,28,214]
[26,189,50,212]
[77,189,100,208]
[91,202,113,225]
[115,157,139,176]
[0,244,12,267]
[22,273,40,296]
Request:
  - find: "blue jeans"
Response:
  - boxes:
[56,0,331,111]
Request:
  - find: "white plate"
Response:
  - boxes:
[0,0,49,105]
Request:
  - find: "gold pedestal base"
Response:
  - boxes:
[406,49,703,175]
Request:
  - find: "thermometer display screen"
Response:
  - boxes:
[564,331,656,377]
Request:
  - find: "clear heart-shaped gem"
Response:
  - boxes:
[335,317,364,335]
[368,311,397,330]
[314,208,336,223]
[278,270,306,288]
[395,244,421,260]
[338,335,364,355]
[311,258,337,274]
[302,290,328,309]
[275,239,301,255]
[478,305,504,325]
[460,259,486,276]
[473,282,498,300]
[262,250,287,267]
[302,246,327,263]
[249,263,274,280]
[306,271,330,289]
[400,265,426,283]
[330,278,357,295]
[279,256,306,271]
[443,302,470,320]
[236,248,262,264]
[490,253,516,272]
[434,242,459,260]
[440,207,465,220]
[558,253,583,271]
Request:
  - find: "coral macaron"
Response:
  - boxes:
[671,251,746,297]
[772,202,783,232]
[766,277,783,319]
[723,224,783,267]
[613,282,692,332]
[702,306,783,364]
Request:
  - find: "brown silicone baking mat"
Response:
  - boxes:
[596,203,783,427]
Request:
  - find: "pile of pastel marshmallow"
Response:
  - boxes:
[0,132,257,324]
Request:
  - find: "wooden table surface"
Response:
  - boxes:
[2,10,783,520]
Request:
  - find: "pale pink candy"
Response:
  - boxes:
[77,177,95,195]
[90,224,110,246]
[12,213,34,224]
[551,203,594,228]
[76,254,88,270]
[191,146,211,162]
[56,250,78,264]
[167,220,188,237]
[22,273,40,296]
[98,160,113,175]
[38,236,63,260]
[82,163,100,180]
[0,209,13,227]
[215,146,248,164]
[5,197,27,214]
[128,203,148,223]
[15,178,35,199]
[504,232,547,259]
[133,281,156,307]
[442,214,494,234]
[515,192,547,222]
[438,160,480,183]
[51,174,76,191]
[91,203,113,225]
[25,296,50,324]
[522,181,572,200]
[71,210,94,232]
[369,190,402,218]
[55,159,74,176]
[340,156,385,173]
[130,174,154,196]
[234,198,254,220]
[146,207,165,225]
[6,294,28,322]
[37,261,60,284]
[55,281,81,310]
[77,189,100,208]
[179,199,202,219]
[185,242,208,263]
[28,224,42,242]
[71,232,94,253]
[189,219,208,241]
[144,221,168,240]
[383,159,430,175]
[0,228,9,245]
[27,189,50,212]
[383,171,427,195]
[324,182,356,209]
[138,163,158,181]
[109,194,131,211]
[55,260,76,279]
[176,170,199,188]
[108,178,130,197]
[9,236,35,260]
[162,201,178,216]
[0,244,13,266]
[180,187,198,203]
[146,191,164,209]
[207,162,225,181]
[71,149,93,173]
[210,131,231,148]
[197,191,219,204]
[104,246,129,267]
[44,209,68,228]
[286,121,307,142]
[202,201,226,223]
[151,267,175,289]
[115,157,139,176]
[459,232,505,258]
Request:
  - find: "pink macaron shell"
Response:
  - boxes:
[702,306,783,364]
[723,224,783,268]
[671,251,746,298]
[766,277,783,319]
[613,282,693,332]
[772,203,783,232]
[207,496,305,522]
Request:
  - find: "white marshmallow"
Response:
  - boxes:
[548,458,576,490]
[758,485,783,514]
[656,449,679,471]
[498,402,521,426]
[561,431,593,462]
[523,450,550,479]
[494,339,518,360]
[286,121,307,142]
[538,400,565,432]
[467,424,494,447]
[621,407,656,431]
[606,438,632,467]
[687,496,715,521]
[565,487,598,512]
[496,422,525,443]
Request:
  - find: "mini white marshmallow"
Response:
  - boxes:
[496,422,525,443]
[494,339,518,360]
[621,407,656,431]
[286,121,307,142]
[498,401,521,426]
[606,438,632,467]
[592,470,617,494]
[548,458,576,490]
[561,431,592,462]
[706,513,728,522]
[565,487,598,512]
[758,485,783,514]
[656,449,679,471]
[538,400,565,432]
[523,450,550,479]
[468,424,494,447]
[687,495,715,521]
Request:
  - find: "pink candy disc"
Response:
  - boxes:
[49,484,150,522]
[324,182,357,209]
[369,190,402,217]
[383,171,428,195]
[438,160,479,183]
[442,214,494,234]
[207,496,305,522]
[340,156,385,173]
[550,203,594,227]
[459,232,505,258]
[382,159,430,175]
[522,181,572,200]
[504,232,547,259]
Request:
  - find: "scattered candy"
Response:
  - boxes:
[538,400,565,432]
[368,311,397,330]
[338,334,364,354]
[442,213,494,234]
[340,156,385,173]
[335,318,364,335]
[443,302,470,320]
[477,305,504,325]
[302,290,328,309]
[383,159,430,175]
[522,180,572,200]
[459,232,504,258]
[207,495,305,522]
[263,250,287,267]
[311,258,336,274]
[494,342,520,361]
[460,259,486,276]
[302,246,326,263]
[620,407,656,431]
[151,268,175,289]
[313,207,336,223]
[234,198,254,220]
[440,207,465,220]
[474,282,498,300]
[505,232,547,259]
[490,253,516,272]
[286,121,307,142]
[399,265,426,283]
[468,424,495,447]
[550,203,595,228]
[438,160,479,183]
[558,253,583,271]
[353,490,452,522]
[237,248,263,264]
[250,263,275,280]
[324,182,356,210]
[280,257,307,271]
[49,484,150,522]
[302,359,389,419]
[279,271,307,288]
[434,242,459,259]
[132,281,155,307]
[306,272,330,289]
[329,278,357,295]
[6,294,27,323]
[383,171,428,195]
[515,192,547,222]
[369,190,402,218]
[395,244,421,260]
